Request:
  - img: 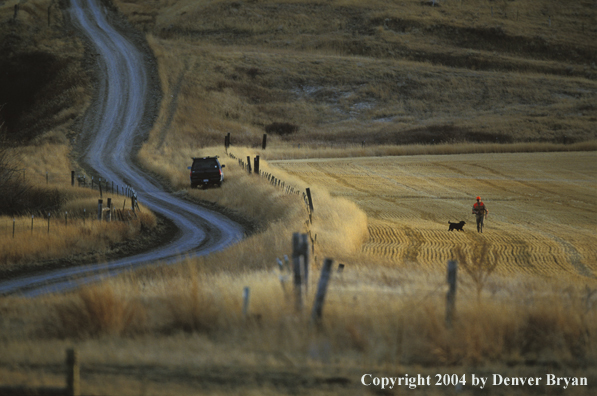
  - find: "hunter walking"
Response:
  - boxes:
[472,196,488,233]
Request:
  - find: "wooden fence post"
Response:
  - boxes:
[301,233,310,292]
[293,233,304,312]
[107,198,112,222]
[306,188,314,213]
[311,258,334,326]
[71,171,75,186]
[338,263,345,273]
[65,211,68,226]
[98,199,103,221]
[12,218,15,238]
[99,179,103,198]
[31,215,34,234]
[242,287,250,319]
[262,133,267,150]
[66,348,80,396]
[254,156,260,175]
[247,156,252,174]
[47,213,50,234]
[446,260,457,328]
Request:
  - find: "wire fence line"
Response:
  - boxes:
[2,170,142,238]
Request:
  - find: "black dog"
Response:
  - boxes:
[448,221,466,231]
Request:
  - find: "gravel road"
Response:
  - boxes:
[0,0,244,296]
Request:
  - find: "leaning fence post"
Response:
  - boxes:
[306,188,314,213]
[311,258,334,326]
[66,348,80,396]
[98,199,103,221]
[446,260,458,328]
[242,287,250,319]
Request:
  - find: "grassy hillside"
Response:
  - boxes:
[115,0,596,152]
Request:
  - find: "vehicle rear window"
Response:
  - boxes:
[192,159,219,170]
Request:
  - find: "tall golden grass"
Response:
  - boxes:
[0,190,156,270]
[19,260,593,369]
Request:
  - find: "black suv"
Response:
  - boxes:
[188,156,225,188]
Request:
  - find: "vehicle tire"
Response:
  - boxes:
[216,182,222,188]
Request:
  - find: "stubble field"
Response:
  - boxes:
[272,151,597,281]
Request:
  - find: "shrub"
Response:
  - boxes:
[265,122,299,136]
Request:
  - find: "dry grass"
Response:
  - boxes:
[2,262,596,394]
[0,188,156,270]
[1,0,597,392]
[114,0,596,155]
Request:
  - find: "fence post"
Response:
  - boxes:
[301,233,310,292]
[446,260,458,328]
[66,348,80,396]
[31,215,34,234]
[107,198,112,222]
[311,258,334,326]
[292,233,304,312]
[98,199,103,221]
[12,218,15,238]
[262,133,267,150]
[242,287,250,319]
[46,171,49,185]
[47,213,50,234]
[71,171,75,187]
[99,179,103,198]
[306,188,314,213]
[254,156,260,175]
[246,156,252,174]
[338,263,345,273]
[65,211,68,226]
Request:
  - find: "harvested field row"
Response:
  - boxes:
[271,151,597,281]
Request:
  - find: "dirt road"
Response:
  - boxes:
[0,0,243,296]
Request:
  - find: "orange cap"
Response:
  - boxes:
[476,196,481,200]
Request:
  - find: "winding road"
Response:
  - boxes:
[0,0,244,296]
